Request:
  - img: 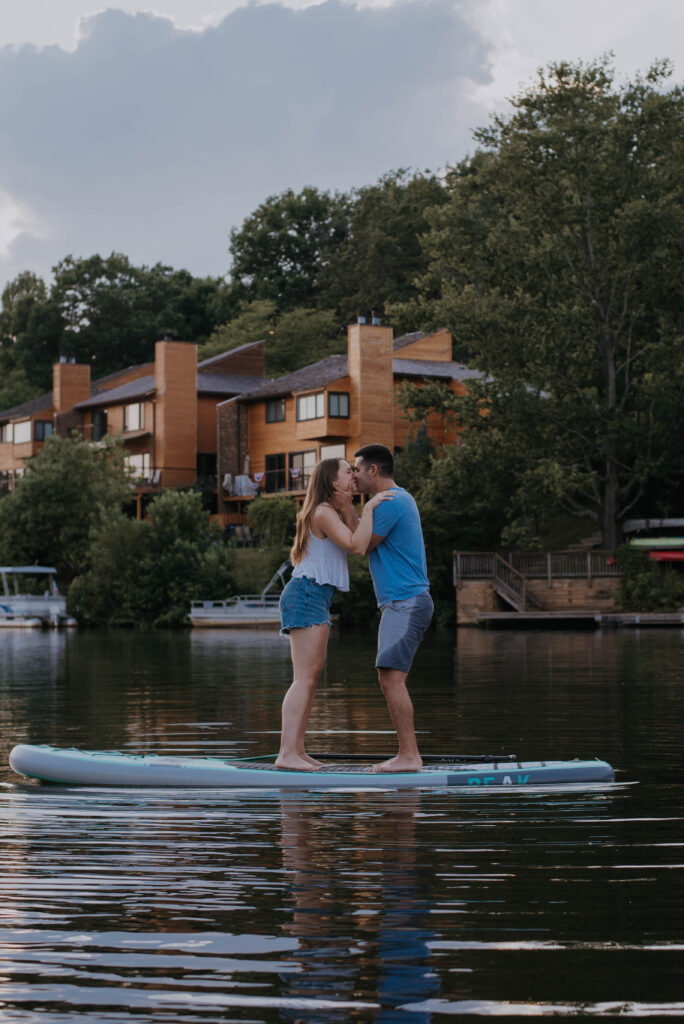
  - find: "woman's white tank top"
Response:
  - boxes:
[291,504,349,591]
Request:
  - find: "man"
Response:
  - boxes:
[352,443,433,772]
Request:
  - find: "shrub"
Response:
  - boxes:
[614,546,684,612]
[68,491,235,627]
[247,495,297,549]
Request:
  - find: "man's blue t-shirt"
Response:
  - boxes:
[368,487,429,605]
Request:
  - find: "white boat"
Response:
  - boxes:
[190,561,290,628]
[0,567,77,628]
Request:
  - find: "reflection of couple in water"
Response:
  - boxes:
[277,443,433,773]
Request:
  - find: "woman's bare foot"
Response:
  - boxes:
[302,753,325,767]
[370,755,423,774]
[275,754,321,772]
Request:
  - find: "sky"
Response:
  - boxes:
[0,0,682,292]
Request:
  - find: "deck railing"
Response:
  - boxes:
[453,551,621,586]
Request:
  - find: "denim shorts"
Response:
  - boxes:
[376,591,433,673]
[279,577,337,636]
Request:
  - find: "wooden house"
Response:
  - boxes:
[216,321,483,510]
[0,339,266,513]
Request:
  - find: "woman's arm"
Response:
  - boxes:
[314,492,394,555]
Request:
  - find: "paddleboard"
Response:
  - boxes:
[9,744,615,789]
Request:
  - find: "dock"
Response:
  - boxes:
[476,611,684,628]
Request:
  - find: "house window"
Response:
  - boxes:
[123,403,144,432]
[289,450,316,489]
[296,392,324,421]
[265,453,286,493]
[92,409,108,442]
[126,453,151,480]
[265,398,286,423]
[320,444,346,461]
[328,392,349,418]
[12,420,31,444]
[0,423,13,443]
[34,421,54,442]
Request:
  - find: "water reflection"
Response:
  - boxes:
[1,627,684,1020]
[278,790,438,1021]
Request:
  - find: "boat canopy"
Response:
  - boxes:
[0,566,58,574]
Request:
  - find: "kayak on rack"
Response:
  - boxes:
[9,744,616,789]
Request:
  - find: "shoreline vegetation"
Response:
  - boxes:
[0,433,680,628]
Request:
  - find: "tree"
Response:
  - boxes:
[246,495,297,549]
[68,490,235,627]
[0,433,131,580]
[51,254,229,376]
[327,169,448,327]
[228,187,351,311]
[0,256,233,397]
[410,58,684,548]
[0,270,63,396]
[199,301,344,377]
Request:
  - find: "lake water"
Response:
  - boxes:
[1,625,683,1021]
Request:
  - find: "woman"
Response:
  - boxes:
[276,457,392,770]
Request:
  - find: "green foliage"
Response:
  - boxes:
[0,255,232,395]
[68,490,235,627]
[228,187,351,311]
[199,301,345,377]
[246,496,297,549]
[231,546,291,594]
[406,58,684,548]
[200,299,277,361]
[393,426,433,495]
[0,367,41,411]
[227,172,447,330]
[332,555,379,628]
[264,307,345,376]
[328,169,448,326]
[614,547,684,612]
[0,433,130,581]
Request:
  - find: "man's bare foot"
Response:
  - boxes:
[370,755,423,774]
[302,753,325,767]
[275,755,321,771]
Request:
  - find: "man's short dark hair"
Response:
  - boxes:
[354,443,394,477]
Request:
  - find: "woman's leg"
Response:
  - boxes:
[276,623,330,770]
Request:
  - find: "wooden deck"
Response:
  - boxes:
[476,611,684,628]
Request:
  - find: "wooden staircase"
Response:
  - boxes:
[492,554,541,612]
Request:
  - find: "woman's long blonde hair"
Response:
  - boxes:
[290,458,343,564]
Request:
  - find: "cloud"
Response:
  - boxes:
[0,2,493,287]
[466,0,684,109]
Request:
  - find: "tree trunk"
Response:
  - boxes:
[601,450,623,550]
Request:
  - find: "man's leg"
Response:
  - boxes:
[371,667,422,772]
[371,593,433,772]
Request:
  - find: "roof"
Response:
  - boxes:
[236,354,349,401]
[393,358,484,382]
[392,331,425,352]
[75,375,156,410]
[198,372,267,395]
[233,353,483,403]
[198,339,265,370]
[75,369,266,410]
[0,392,53,423]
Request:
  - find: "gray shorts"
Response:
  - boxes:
[376,592,433,674]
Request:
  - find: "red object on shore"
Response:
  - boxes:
[649,551,684,562]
